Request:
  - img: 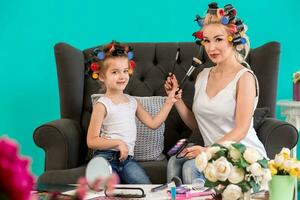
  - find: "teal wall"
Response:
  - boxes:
[1,0,300,177]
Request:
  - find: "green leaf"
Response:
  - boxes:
[204,179,220,188]
[238,181,251,193]
[249,180,261,193]
[212,143,224,148]
[215,149,227,158]
[227,156,235,164]
[236,157,249,168]
[232,143,246,154]
[257,158,268,168]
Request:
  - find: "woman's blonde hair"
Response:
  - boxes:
[194,3,250,65]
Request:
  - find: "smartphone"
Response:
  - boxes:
[167,139,189,157]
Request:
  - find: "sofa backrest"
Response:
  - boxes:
[54,41,280,157]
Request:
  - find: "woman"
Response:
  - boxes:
[165,2,267,184]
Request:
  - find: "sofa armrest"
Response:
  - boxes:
[33,119,83,171]
[257,117,298,158]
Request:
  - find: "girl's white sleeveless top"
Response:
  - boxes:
[92,94,138,156]
[192,67,267,158]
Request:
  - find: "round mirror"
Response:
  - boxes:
[86,157,112,190]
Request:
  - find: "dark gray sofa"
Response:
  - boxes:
[34,41,298,184]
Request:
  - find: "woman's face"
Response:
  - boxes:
[202,24,235,64]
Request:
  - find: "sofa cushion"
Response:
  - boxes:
[134,96,167,161]
[253,107,270,130]
[138,159,168,184]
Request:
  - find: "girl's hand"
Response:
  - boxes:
[164,74,179,95]
[116,141,129,161]
[179,145,207,160]
[167,88,182,103]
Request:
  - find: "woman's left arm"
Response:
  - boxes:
[217,72,256,143]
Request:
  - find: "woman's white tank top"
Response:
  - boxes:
[192,67,267,158]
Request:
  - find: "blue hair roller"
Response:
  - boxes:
[197,19,204,27]
[127,51,134,60]
[194,15,204,27]
[240,37,247,44]
[97,51,105,60]
[221,16,229,25]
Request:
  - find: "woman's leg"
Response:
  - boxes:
[120,156,151,184]
[182,159,205,184]
[167,156,188,182]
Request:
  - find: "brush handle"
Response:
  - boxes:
[175,66,195,95]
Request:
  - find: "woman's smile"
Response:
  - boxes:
[209,53,220,59]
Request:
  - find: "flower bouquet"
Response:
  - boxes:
[293,71,300,101]
[268,148,298,200]
[0,136,35,200]
[195,142,271,200]
[72,174,119,200]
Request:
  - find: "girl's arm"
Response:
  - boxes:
[86,103,123,150]
[217,72,256,144]
[165,74,199,131]
[135,92,177,130]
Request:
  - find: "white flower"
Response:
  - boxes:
[243,148,262,164]
[207,146,220,159]
[294,161,300,169]
[222,184,243,200]
[274,154,285,166]
[195,152,208,172]
[221,141,235,148]
[247,162,263,177]
[229,146,242,161]
[254,175,263,182]
[261,169,272,188]
[204,163,218,182]
[228,166,245,184]
[282,159,296,171]
[214,157,231,181]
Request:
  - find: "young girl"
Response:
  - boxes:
[165,3,267,184]
[86,41,180,184]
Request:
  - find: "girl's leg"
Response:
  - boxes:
[93,150,120,177]
[182,159,205,184]
[167,156,188,182]
[120,157,151,184]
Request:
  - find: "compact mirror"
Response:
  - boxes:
[85,157,112,190]
[86,157,146,198]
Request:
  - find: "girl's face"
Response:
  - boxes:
[202,24,235,64]
[100,57,129,92]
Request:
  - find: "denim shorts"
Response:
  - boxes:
[93,150,151,184]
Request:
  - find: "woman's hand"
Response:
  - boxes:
[179,145,207,160]
[164,73,179,95]
[116,141,129,161]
